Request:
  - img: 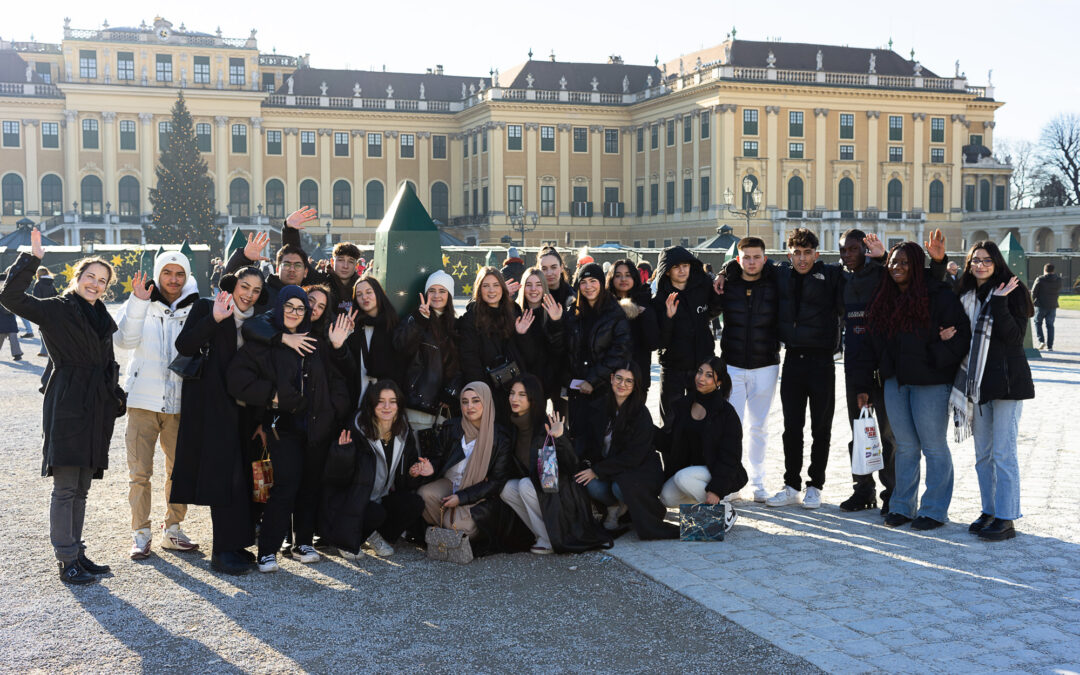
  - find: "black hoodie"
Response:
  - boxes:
[652,246,722,370]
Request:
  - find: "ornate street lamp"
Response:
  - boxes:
[724,176,763,237]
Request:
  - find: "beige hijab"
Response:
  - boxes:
[459,381,496,491]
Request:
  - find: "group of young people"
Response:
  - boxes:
[0,206,1034,585]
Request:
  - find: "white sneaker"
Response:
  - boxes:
[723,503,738,532]
[603,504,628,530]
[802,486,822,509]
[257,554,278,573]
[295,545,320,564]
[161,524,199,551]
[752,488,769,503]
[724,491,742,503]
[365,532,394,557]
[339,549,361,561]
[765,486,800,507]
[130,528,152,560]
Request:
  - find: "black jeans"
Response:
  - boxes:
[659,367,695,426]
[257,432,305,558]
[844,370,896,504]
[293,441,329,547]
[780,351,835,491]
[362,490,426,543]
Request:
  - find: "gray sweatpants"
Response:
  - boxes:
[50,466,94,563]
[0,333,23,358]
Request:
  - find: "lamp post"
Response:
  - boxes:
[325,220,332,246]
[723,176,764,237]
[507,206,537,247]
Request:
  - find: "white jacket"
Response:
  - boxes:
[114,279,200,414]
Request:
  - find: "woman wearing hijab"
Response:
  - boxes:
[227,285,349,572]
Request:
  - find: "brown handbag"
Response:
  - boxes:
[425,507,474,564]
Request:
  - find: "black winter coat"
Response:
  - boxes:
[616,285,661,387]
[657,394,748,497]
[341,315,404,400]
[775,259,845,353]
[563,296,632,392]
[393,312,462,414]
[967,286,1036,403]
[515,308,565,401]
[654,247,721,370]
[1030,273,1062,309]
[457,302,526,390]
[1,253,123,477]
[718,259,780,369]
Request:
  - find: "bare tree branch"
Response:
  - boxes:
[995,138,1038,208]
[1039,113,1080,206]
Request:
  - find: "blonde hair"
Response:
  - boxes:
[64,257,116,298]
[516,266,551,309]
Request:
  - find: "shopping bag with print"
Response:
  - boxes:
[538,434,559,493]
[679,502,736,542]
[252,446,274,503]
[852,407,885,475]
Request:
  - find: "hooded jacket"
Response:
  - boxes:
[653,246,722,370]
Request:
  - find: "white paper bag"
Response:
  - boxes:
[852,408,885,475]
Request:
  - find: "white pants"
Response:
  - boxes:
[661,466,712,507]
[500,478,550,548]
[727,364,779,491]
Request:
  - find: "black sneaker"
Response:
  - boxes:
[968,513,994,533]
[20,332,33,338]
[13,355,22,361]
[883,513,912,528]
[58,560,96,585]
[839,493,877,512]
[978,518,1016,541]
[77,547,111,575]
[911,516,945,531]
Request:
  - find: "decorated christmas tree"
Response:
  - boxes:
[146,92,218,245]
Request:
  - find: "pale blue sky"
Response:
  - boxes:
[9,0,1075,144]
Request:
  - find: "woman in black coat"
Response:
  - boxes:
[343,276,401,404]
[515,266,566,412]
[573,362,679,540]
[607,259,660,393]
[659,356,747,507]
[0,230,123,584]
[500,374,613,554]
[172,268,266,576]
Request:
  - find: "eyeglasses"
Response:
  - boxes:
[279,261,306,271]
[970,258,994,267]
[282,304,307,316]
[612,374,635,386]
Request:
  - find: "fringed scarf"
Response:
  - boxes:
[950,289,992,442]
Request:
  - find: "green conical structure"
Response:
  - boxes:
[139,247,156,275]
[999,232,1040,359]
[372,182,443,317]
[225,228,246,263]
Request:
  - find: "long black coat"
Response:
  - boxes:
[341,316,403,401]
[1,253,123,477]
[969,286,1035,404]
[515,309,565,402]
[563,296,632,393]
[394,312,462,414]
[657,394,748,497]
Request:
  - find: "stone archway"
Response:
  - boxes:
[1034,227,1055,252]
[1071,225,1080,252]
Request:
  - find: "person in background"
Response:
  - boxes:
[0,274,24,361]
[637,261,654,286]
[538,247,575,308]
[606,259,660,394]
[1030,263,1062,352]
[945,261,960,289]
[501,247,527,290]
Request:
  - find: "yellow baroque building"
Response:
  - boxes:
[0,18,1011,250]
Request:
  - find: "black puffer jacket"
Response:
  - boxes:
[616,285,661,388]
[657,392,748,496]
[653,246,722,370]
[393,311,462,414]
[775,259,845,353]
[966,285,1036,403]
[718,259,780,369]
[563,296,632,392]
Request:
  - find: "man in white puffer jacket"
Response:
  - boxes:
[114,252,202,559]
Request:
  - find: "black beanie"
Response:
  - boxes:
[573,262,605,288]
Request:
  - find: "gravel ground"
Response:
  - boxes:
[0,313,817,674]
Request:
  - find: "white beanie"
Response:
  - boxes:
[154,251,192,280]
[424,269,455,297]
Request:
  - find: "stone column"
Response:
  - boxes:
[765,106,780,208]
[983,120,995,152]
[674,116,684,214]
[63,110,79,216]
[691,113,701,216]
[385,131,398,200]
[418,131,430,211]
[950,115,967,213]
[101,112,117,210]
[866,111,880,209]
[318,128,332,218]
[643,125,652,219]
[718,105,736,214]
[284,128,298,213]
[21,120,39,215]
[214,116,229,213]
[449,133,462,217]
[137,113,154,213]
[250,117,263,215]
[489,122,506,217]
[557,124,571,217]
[351,129,366,220]
[657,118,667,214]
[525,123,539,216]
[912,113,926,211]
[590,125,602,222]
[813,109,828,209]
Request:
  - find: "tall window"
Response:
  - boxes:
[604,129,618,154]
[158,121,172,150]
[964,184,976,212]
[743,109,758,135]
[507,185,523,216]
[2,121,19,147]
[229,178,249,217]
[839,144,854,160]
[969,134,983,146]
[262,73,276,92]
[683,178,692,213]
[228,58,245,86]
[471,135,477,155]
[787,176,804,213]
[334,132,349,157]
[36,62,51,83]
[432,134,446,159]
[931,117,945,143]
[196,123,212,152]
[838,177,854,214]
[930,148,944,163]
[928,179,944,213]
[41,122,59,149]
[650,124,658,149]
[430,182,449,223]
[701,112,710,139]
[117,52,134,80]
[650,183,659,215]
[119,120,136,150]
[367,133,382,157]
[333,180,351,218]
[118,176,139,217]
[979,179,991,211]
[789,142,804,159]
[266,129,281,155]
[789,111,804,137]
[666,120,675,146]
[366,181,384,219]
[540,185,555,216]
[400,133,414,158]
[700,176,710,211]
[82,119,99,149]
[839,113,854,139]
[572,185,588,204]
[80,175,103,216]
[636,128,643,152]
[481,131,487,153]
[300,131,315,156]
[155,54,173,82]
[41,175,63,215]
[573,127,588,153]
[888,115,903,141]
[79,50,97,79]
[231,124,247,153]
[887,179,903,216]
[265,179,285,218]
[683,116,692,143]
[994,185,1006,211]
[193,56,210,84]
[888,147,903,162]
[1,174,24,216]
[665,181,675,214]
[743,141,758,157]
[604,186,619,205]
[636,185,644,217]
[540,125,555,151]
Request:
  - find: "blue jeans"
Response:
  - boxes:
[883,378,953,522]
[972,399,1023,520]
[587,479,624,506]
[1034,307,1055,349]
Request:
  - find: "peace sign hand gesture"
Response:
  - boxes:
[243,232,271,263]
[285,207,319,229]
[212,291,234,323]
[515,308,535,335]
[417,292,431,319]
[541,293,563,321]
[130,270,153,301]
[545,411,565,438]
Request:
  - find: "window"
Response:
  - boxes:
[41,175,63,215]
[41,122,59,148]
[366,181,384,219]
[928,179,944,213]
[647,239,656,248]
[666,120,675,146]
[118,120,136,150]
[193,56,210,84]
[36,62,52,83]
[650,183,659,215]
[265,179,285,219]
[931,148,945,163]
[635,185,644,217]
[572,185,588,206]
[117,52,134,81]
[604,129,619,154]
[82,119,99,149]
[327,132,347,157]
[994,184,1006,211]
[684,116,693,143]
[838,177,854,214]
[196,123,212,152]
[266,129,281,155]
[229,58,245,86]
[156,54,173,82]
[2,121,19,147]
[888,115,902,141]
[650,124,658,149]
[840,113,854,139]
[964,184,976,211]
[540,126,555,152]
[787,176,804,213]
[931,117,945,143]
[262,72,276,92]
[839,144,854,160]
[573,127,588,153]
[700,176,710,211]
[507,185,523,216]
[79,50,97,79]
[432,134,446,159]
[471,135,477,155]
[367,133,382,157]
[540,185,555,217]
[158,121,172,150]
[299,179,319,211]
[683,178,692,213]
[665,180,675,214]
[481,131,488,153]
[430,182,449,223]
[789,111,804,137]
[969,134,983,146]
[980,179,991,211]
[743,141,758,157]
[604,186,619,207]
[887,179,903,216]
[888,146,903,162]
[80,175,102,216]
[636,128,643,152]
[743,109,758,135]
[231,124,247,153]
[299,131,315,155]
[333,180,351,218]
[400,133,414,158]
[1,174,24,216]
[789,142,804,159]
[701,112,710,139]
[229,178,250,217]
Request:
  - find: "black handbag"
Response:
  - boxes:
[168,346,207,380]
[486,359,521,389]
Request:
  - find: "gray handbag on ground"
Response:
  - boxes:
[425,508,474,564]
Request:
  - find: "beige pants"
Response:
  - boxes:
[126,408,186,531]
[418,478,479,539]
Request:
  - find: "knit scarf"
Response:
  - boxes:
[950,289,992,442]
[459,381,496,491]
[232,303,255,348]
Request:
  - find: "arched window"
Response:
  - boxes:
[366,180,385,220]
[118,176,140,217]
[887,179,903,217]
[80,175,103,217]
[787,176,804,214]
[741,174,758,211]
[928,180,944,214]
[265,179,284,219]
[838,177,854,215]
[404,180,417,194]
[41,175,63,216]
[333,180,351,219]
[299,179,318,212]
[229,178,250,217]
[1,174,24,216]
[430,182,449,224]
[979,178,991,211]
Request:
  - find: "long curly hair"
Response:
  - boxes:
[866,242,930,338]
